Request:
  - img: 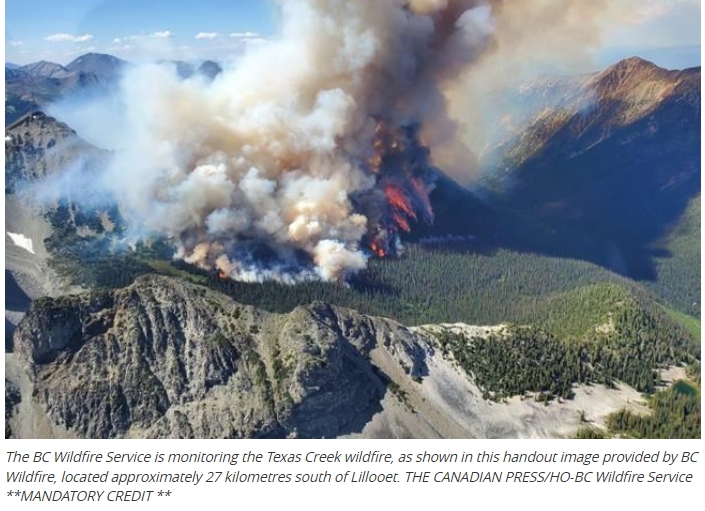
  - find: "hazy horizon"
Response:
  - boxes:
[5,0,701,71]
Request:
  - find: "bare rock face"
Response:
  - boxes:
[13,275,430,439]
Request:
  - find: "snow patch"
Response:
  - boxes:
[6,232,35,254]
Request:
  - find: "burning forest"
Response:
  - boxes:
[361,122,436,260]
[67,0,620,283]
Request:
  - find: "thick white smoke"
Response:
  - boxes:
[96,0,617,282]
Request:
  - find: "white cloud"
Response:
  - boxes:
[45,34,74,42]
[230,31,259,38]
[112,31,172,44]
[195,32,220,40]
[9,40,23,47]
[45,33,94,43]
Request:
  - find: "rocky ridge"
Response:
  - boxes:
[8,274,659,439]
[12,275,430,439]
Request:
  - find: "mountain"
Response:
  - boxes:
[5,111,105,191]
[65,53,127,81]
[597,44,701,72]
[5,53,126,126]
[165,59,223,80]
[4,53,225,126]
[483,57,700,288]
[9,275,429,438]
[5,63,21,70]
[9,274,692,439]
[5,66,25,79]
[19,61,71,79]
[5,111,114,319]
[170,60,196,79]
[197,60,223,80]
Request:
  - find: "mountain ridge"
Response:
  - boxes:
[10,273,690,439]
[482,56,700,287]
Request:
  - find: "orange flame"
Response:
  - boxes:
[384,184,416,220]
[369,240,387,258]
[367,120,434,245]
[393,212,411,232]
[217,270,227,279]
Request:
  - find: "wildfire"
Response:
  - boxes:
[369,240,387,258]
[393,212,411,232]
[369,121,389,174]
[384,184,416,219]
[384,183,417,232]
[369,154,383,173]
[365,121,436,259]
[410,177,434,222]
[217,270,227,279]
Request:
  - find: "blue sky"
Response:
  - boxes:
[4,0,701,68]
[5,0,276,64]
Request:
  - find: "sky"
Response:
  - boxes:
[5,0,276,64]
[3,0,702,68]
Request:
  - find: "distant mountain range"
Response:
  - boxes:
[169,59,223,80]
[5,53,127,126]
[5,53,223,126]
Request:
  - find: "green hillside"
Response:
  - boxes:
[57,242,697,339]
[428,285,698,400]
[647,195,701,318]
[661,306,701,340]
[606,381,701,439]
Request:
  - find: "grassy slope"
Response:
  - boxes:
[661,305,701,340]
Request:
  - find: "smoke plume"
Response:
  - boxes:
[95,0,615,282]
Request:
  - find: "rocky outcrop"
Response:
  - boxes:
[5,379,21,438]
[13,275,431,439]
[5,111,107,193]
